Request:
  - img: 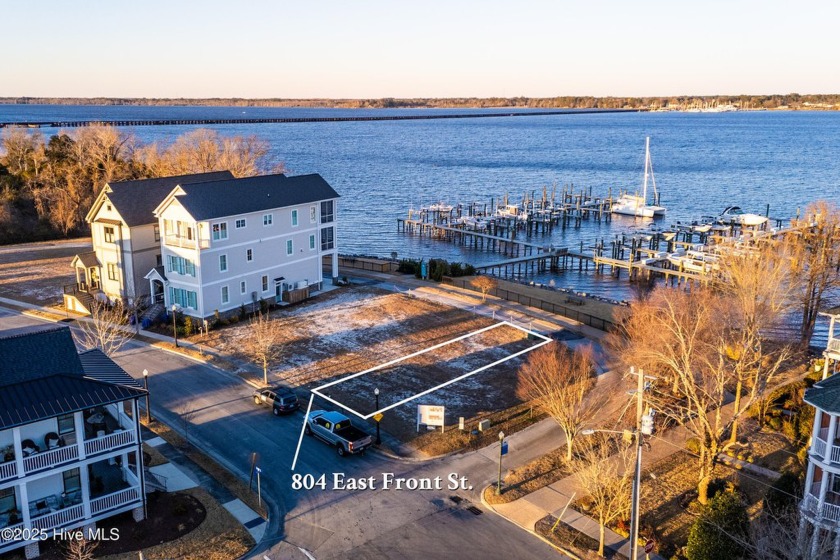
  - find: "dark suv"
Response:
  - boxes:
[253,387,299,415]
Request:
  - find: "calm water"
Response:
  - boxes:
[3,105,840,305]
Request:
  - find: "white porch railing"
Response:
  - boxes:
[814,436,828,459]
[0,460,16,481]
[31,503,84,531]
[828,338,840,353]
[0,521,23,549]
[23,445,79,474]
[803,493,840,523]
[84,429,136,456]
[90,486,141,515]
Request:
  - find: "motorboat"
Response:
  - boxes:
[718,206,768,227]
[611,137,666,218]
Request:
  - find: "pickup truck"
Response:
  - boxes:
[305,410,373,456]
[253,386,299,416]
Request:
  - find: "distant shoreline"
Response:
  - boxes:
[0,95,838,111]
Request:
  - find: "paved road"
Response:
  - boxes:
[0,308,567,560]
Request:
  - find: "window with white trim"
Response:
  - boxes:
[320,226,335,250]
[235,218,246,229]
[154,225,160,242]
[286,239,293,255]
[212,222,228,240]
[291,210,298,227]
[320,200,334,223]
[219,254,228,272]
[263,213,273,226]
[104,226,115,243]
[221,286,230,304]
[261,275,269,292]
[166,255,196,277]
[246,248,253,262]
[309,234,316,250]
[107,263,119,281]
[240,280,247,295]
[310,205,316,223]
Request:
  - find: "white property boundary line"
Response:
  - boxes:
[291,321,550,470]
[312,321,551,419]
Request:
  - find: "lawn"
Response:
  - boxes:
[0,238,89,306]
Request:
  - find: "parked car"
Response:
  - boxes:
[253,386,299,415]
[305,410,373,456]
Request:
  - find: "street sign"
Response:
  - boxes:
[644,539,655,554]
[500,441,509,456]
[373,413,384,423]
[255,466,262,474]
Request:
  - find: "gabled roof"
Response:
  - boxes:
[805,374,840,413]
[0,325,146,430]
[71,251,100,269]
[88,171,235,227]
[157,173,339,221]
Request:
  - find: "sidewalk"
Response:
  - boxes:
[486,421,692,560]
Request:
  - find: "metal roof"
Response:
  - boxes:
[104,171,234,227]
[172,173,339,221]
[0,325,146,430]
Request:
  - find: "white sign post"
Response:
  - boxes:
[417,405,445,433]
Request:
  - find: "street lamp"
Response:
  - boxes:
[171,304,178,348]
[497,431,505,495]
[374,388,381,445]
[142,369,152,423]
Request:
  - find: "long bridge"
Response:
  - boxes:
[0,108,643,129]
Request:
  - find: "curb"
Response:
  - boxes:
[479,484,581,560]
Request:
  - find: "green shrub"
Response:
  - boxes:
[764,470,803,514]
[184,316,194,337]
[686,491,750,560]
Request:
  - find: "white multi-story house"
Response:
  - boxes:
[801,309,840,558]
[145,173,340,320]
[66,172,234,314]
[0,325,147,559]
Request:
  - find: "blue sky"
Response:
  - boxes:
[3,0,838,98]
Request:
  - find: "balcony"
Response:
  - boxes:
[23,444,79,474]
[84,428,137,457]
[812,428,840,464]
[164,234,209,250]
[0,445,16,481]
[803,492,840,522]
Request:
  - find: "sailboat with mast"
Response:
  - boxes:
[611,137,666,218]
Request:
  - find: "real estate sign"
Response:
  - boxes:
[417,404,445,432]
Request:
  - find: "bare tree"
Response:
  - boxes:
[137,129,274,178]
[245,312,285,385]
[789,201,840,347]
[470,275,497,302]
[712,240,796,444]
[608,287,789,504]
[516,343,600,461]
[572,434,632,557]
[74,300,133,356]
[64,536,98,560]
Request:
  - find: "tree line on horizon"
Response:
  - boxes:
[0,126,283,244]
[1,93,839,111]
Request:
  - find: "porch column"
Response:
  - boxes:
[828,414,839,463]
[12,428,24,478]
[805,462,817,501]
[80,463,92,518]
[74,412,86,460]
[331,252,339,282]
[817,469,830,523]
[19,482,30,529]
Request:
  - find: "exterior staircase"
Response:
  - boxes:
[63,286,95,316]
[140,303,165,326]
[143,468,167,493]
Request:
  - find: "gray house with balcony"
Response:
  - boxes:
[66,171,234,314]
[0,326,147,558]
[146,172,339,320]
